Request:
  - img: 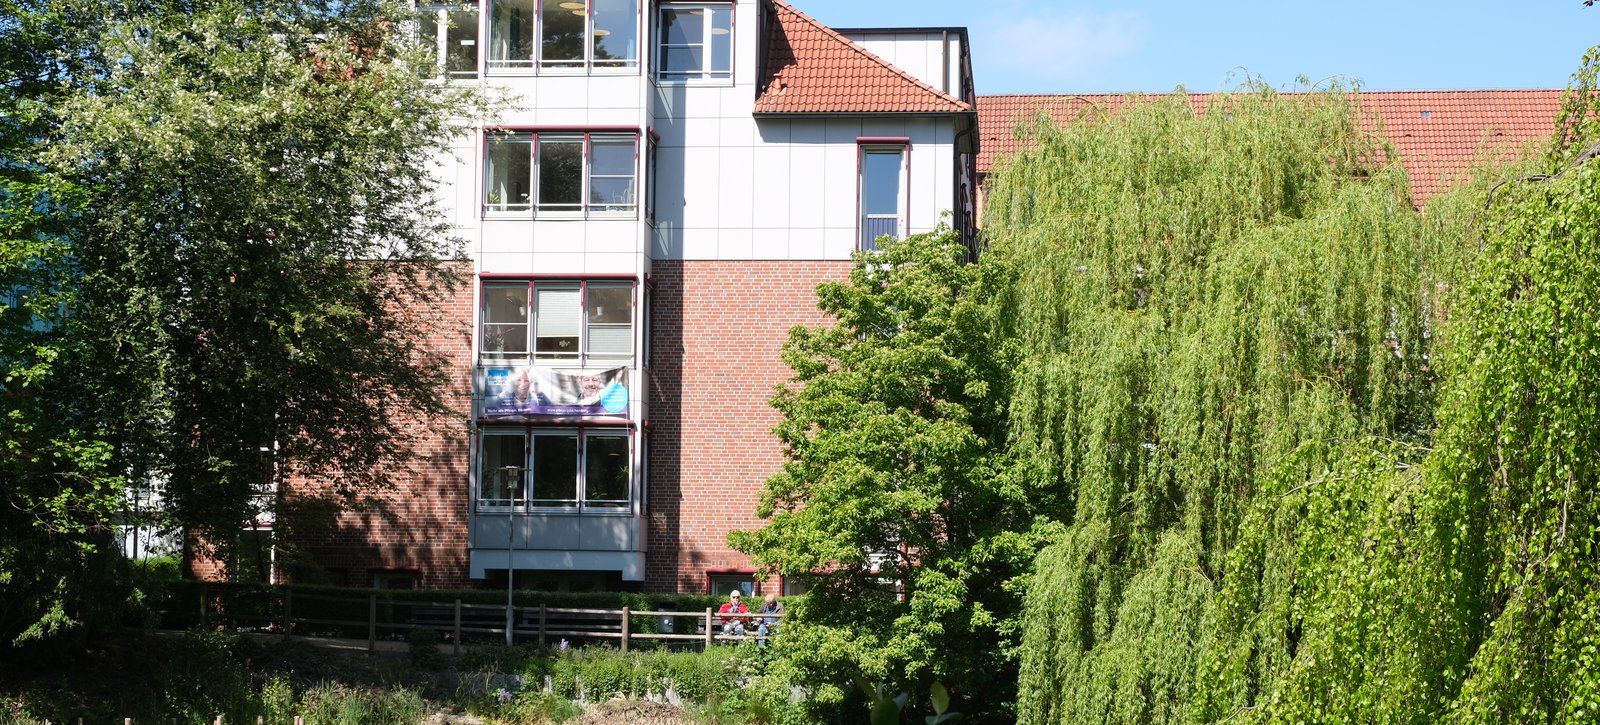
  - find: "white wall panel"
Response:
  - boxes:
[754,119,789,144]
[535,77,589,110]
[587,76,644,109]
[672,88,722,120]
[788,145,825,229]
[481,221,532,254]
[681,230,717,260]
[530,251,585,274]
[480,252,534,273]
[860,118,908,138]
[718,227,753,260]
[652,110,686,146]
[821,227,855,260]
[583,220,637,254]
[584,252,636,274]
[786,227,821,260]
[790,122,825,145]
[751,227,787,259]
[651,224,682,259]
[717,146,754,228]
[750,145,790,225]
[679,146,720,229]
[526,108,586,127]
[653,146,687,227]
[531,221,585,254]
[719,116,758,147]
[824,118,862,144]
[908,117,938,145]
[681,115,723,149]
[823,143,857,231]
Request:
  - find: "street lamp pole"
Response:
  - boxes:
[503,466,522,647]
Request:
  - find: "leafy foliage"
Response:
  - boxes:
[1,0,485,647]
[729,228,1031,720]
[984,87,1448,724]
[997,58,1600,724]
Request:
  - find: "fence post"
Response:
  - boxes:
[368,594,377,655]
[620,606,630,653]
[537,605,547,648]
[282,588,293,635]
[199,583,207,628]
[453,599,462,656]
[704,608,713,649]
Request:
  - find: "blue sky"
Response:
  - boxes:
[802,1,1600,95]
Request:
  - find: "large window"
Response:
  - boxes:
[478,428,632,509]
[487,0,638,71]
[420,2,481,79]
[657,3,732,83]
[485,132,637,216]
[482,281,634,364]
[859,144,906,251]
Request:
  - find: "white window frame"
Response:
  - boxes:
[480,280,636,366]
[483,131,638,218]
[655,2,733,84]
[858,142,908,251]
[475,427,634,512]
[484,0,640,74]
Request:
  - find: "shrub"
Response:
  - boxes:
[407,627,446,670]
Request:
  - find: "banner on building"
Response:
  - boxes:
[482,365,630,417]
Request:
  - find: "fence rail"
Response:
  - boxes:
[169,584,785,654]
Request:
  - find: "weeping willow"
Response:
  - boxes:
[986,87,1446,724]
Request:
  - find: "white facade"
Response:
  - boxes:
[424,0,976,585]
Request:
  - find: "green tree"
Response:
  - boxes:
[987,87,1444,724]
[730,229,1033,720]
[0,0,139,649]
[1196,57,1600,723]
[1,0,485,646]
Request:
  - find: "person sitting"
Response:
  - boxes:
[717,589,750,638]
[756,594,784,644]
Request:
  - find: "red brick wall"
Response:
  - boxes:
[280,262,476,589]
[646,260,849,594]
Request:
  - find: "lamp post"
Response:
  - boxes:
[501,465,523,647]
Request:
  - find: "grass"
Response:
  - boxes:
[0,630,810,724]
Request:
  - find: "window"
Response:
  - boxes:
[482,280,634,364]
[859,144,906,251]
[420,2,481,79]
[484,132,637,216]
[657,3,732,83]
[487,0,638,71]
[477,428,633,509]
[708,573,756,597]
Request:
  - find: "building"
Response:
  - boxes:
[284,3,1561,594]
[285,0,978,594]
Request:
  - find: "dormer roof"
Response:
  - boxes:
[753,0,971,115]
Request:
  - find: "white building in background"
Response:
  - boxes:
[289,0,977,593]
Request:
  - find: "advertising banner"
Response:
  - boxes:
[482,365,630,417]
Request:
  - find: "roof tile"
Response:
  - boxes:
[977,90,1563,201]
[753,0,970,115]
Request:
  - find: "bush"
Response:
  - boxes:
[300,682,425,725]
[407,627,446,670]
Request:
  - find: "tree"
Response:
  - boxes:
[986,87,1445,724]
[1,0,485,647]
[729,229,1034,721]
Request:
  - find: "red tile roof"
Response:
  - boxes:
[977,90,1563,201]
[753,0,971,115]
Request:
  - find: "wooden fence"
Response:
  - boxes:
[178,585,785,654]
